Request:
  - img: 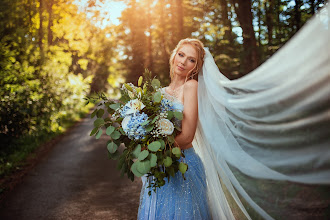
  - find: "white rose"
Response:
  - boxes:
[157,118,174,135]
[125,99,145,115]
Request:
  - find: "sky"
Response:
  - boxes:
[74,0,127,28]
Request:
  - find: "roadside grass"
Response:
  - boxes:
[0,104,94,194]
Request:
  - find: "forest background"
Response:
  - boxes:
[0,0,326,183]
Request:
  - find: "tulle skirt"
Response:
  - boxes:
[137,147,211,220]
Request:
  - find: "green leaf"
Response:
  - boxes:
[138,150,149,161]
[111,131,121,140]
[137,160,151,174]
[141,120,150,126]
[119,127,125,135]
[90,127,98,136]
[106,126,115,135]
[148,141,161,152]
[138,76,143,87]
[172,147,181,156]
[145,124,154,132]
[174,111,183,120]
[166,111,174,120]
[168,135,175,144]
[97,109,105,118]
[95,129,102,139]
[151,116,159,124]
[132,144,141,158]
[150,154,157,167]
[179,162,188,174]
[157,139,166,150]
[151,78,161,89]
[153,91,162,103]
[168,166,175,177]
[131,162,144,177]
[109,103,120,110]
[91,108,98,118]
[94,118,104,127]
[107,142,118,154]
[163,156,173,167]
[108,150,120,160]
[124,83,134,92]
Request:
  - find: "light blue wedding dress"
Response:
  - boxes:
[137,89,211,220]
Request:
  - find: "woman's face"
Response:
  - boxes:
[173,44,197,78]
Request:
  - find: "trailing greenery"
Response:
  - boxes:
[86,72,188,194]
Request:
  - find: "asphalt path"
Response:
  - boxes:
[0,113,142,220]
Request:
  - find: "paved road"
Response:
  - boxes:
[0,113,142,220]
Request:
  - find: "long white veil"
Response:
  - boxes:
[192,4,329,220]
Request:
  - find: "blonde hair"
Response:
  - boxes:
[169,38,205,81]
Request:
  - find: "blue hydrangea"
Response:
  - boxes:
[160,98,175,112]
[123,112,149,140]
[120,105,131,117]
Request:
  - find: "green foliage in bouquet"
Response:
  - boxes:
[85,70,188,194]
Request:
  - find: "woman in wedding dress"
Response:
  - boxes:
[138,3,329,220]
[138,39,212,219]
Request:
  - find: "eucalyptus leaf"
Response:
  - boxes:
[119,127,125,135]
[132,144,141,158]
[173,111,183,120]
[137,160,151,174]
[108,150,120,160]
[107,142,118,154]
[111,130,121,140]
[168,166,175,177]
[97,109,105,118]
[138,150,149,161]
[166,111,174,120]
[153,91,162,103]
[131,162,144,177]
[94,118,104,127]
[151,116,159,124]
[91,108,98,118]
[148,141,161,152]
[157,139,166,150]
[163,156,173,167]
[95,129,102,139]
[151,78,161,89]
[179,162,188,174]
[141,120,150,126]
[172,147,181,156]
[106,126,115,135]
[109,103,120,110]
[90,127,98,136]
[167,135,175,144]
[150,154,157,167]
[145,124,154,132]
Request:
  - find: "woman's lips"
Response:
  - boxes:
[177,66,185,71]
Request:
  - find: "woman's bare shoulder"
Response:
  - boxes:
[184,79,198,90]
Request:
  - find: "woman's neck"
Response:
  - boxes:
[170,75,185,89]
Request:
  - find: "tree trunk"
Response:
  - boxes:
[219,0,234,45]
[47,0,54,46]
[294,0,302,31]
[310,0,315,15]
[146,0,153,74]
[176,0,184,40]
[39,0,44,60]
[265,0,274,46]
[232,0,259,74]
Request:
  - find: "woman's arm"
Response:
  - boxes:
[174,80,198,149]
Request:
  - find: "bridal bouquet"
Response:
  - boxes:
[85,71,188,194]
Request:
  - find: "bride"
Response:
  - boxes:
[138,3,329,220]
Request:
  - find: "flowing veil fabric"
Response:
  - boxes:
[192,4,329,220]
